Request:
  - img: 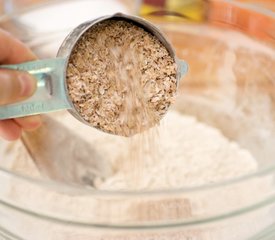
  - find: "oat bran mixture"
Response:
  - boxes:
[66,20,177,136]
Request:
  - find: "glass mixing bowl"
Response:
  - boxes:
[0,0,275,239]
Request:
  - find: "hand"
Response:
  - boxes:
[0,29,41,141]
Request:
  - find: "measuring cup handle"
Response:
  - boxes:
[0,58,71,120]
[177,59,189,80]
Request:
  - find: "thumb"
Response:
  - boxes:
[0,69,36,105]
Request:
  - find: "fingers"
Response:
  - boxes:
[0,116,42,141]
[0,30,37,105]
[0,29,41,141]
[15,115,42,131]
[0,70,41,140]
[0,29,36,64]
[0,119,22,141]
[0,69,37,105]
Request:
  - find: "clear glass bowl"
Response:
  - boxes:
[0,1,275,239]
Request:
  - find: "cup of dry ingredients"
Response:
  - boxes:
[0,13,188,136]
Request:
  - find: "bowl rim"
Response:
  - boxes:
[1,165,275,229]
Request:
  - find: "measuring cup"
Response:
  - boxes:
[0,13,188,128]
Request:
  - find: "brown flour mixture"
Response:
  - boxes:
[66,20,177,136]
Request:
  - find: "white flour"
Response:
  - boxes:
[2,110,258,189]
[90,111,258,190]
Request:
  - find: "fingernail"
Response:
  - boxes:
[18,73,36,98]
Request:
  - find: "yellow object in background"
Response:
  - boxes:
[139,0,205,22]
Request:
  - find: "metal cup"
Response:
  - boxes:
[0,13,188,127]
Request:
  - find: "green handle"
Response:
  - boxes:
[0,58,72,120]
